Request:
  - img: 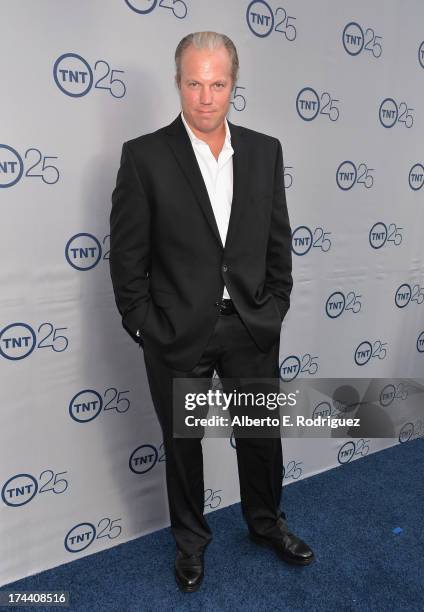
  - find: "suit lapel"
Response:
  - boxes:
[165,115,223,247]
[225,119,248,249]
[164,114,249,250]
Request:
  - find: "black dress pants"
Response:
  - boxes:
[143,309,286,556]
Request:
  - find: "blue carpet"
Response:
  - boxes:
[2,438,423,611]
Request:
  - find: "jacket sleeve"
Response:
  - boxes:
[265,139,293,322]
[109,141,151,342]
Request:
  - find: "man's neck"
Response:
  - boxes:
[182,112,226,160]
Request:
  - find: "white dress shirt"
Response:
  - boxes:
[181,111,234,300]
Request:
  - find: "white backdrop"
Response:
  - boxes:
[1,0,423,587]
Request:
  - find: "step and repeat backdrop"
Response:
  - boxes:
[1,0,423,587]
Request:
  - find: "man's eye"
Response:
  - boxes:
[215,83,225,88]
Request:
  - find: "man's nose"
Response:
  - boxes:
[199,86,213,104]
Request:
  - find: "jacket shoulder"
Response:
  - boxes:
[229,122,281,148]
[124,124,169,152]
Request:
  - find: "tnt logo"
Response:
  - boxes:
[312,401,332,418]
[280,354,318,380]
[292,225,331,255]
[336,161,357,190]
[338,439,369,464]
[125,0,188,18]
[125,0,158,14]
[408,163,424,191]
[379,98,398,127]
[418,41,424,69]
[326,292,345,318]
[54,53,126,98]
[399,422,414,444]
[65,233,102,270]
[65,523,96,553]
[369,222,387,248]
[380,384,396,407]
[130,444,159,474]
[379,98,413,129]
[338,441,355,464]
[326,291,361,318]
[0,144,24,188]
[69,390,103,423]
[355,339,387,365]
[1,474,38,507]
[395,283,412,308]
[336,161,374,190]
[354,341,372,366]
[53,53,93,97]
[296,87,320,121]
[342,21,382,58]
[417,331,424,353]
[292,226,312,255]
[246,0,274,37]
[369,221,403,249]
[0,323,36,360]
[342,22,364,55]
[279,356,301,382]
[380,383,407,407]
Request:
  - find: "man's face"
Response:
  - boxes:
[178,44,233,136]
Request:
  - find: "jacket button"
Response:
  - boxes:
[222,264,228,272]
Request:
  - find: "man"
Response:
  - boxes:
[109,31,314,593]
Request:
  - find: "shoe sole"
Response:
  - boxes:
[175,573,203,593]
[249,533,315,566]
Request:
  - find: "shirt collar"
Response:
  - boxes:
[180,111,232,148]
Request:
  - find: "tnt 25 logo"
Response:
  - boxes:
[2,469,69,507]
[124,0,187,19]
[69,388,131,423]
[129,443,166,474]
[296,87,340,122]
[292,225,332,255]
[394,283,424,308]
[246,1,296,40]
[204,488,222,510]
[417,331,424,353]
[0,323,69,360]
[418,41,424,68]
[369,222,403,249]
[283,459,303,480]
[338,439,370,464]
[336,161,374,190]
[280,353,318,381]
[399,420,424,444]
[0,144,60,188]
[65,233,109,270]
[326,291,362,318]
[230,86,247,112]
[53,53,126,98]
[354,340,388,366]
[408,163,424,191]
[379,382,408,407]
[342,22,383,57]
[379,98,414,128]
[65,517,123,553]
[313,401,345,419]
[283,162,294,189]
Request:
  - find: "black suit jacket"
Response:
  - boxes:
[109,114,293,370]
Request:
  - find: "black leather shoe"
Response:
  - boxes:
[174,550,204,592]
[249,523,315,566]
